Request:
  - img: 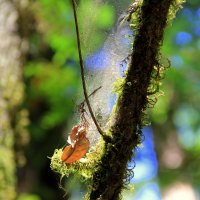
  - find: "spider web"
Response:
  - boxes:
[72,0,133,146]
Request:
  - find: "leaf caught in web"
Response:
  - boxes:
[61,125,90,164]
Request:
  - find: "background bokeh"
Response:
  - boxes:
[0,0,200,200]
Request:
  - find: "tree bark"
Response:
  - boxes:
[0,0,29,199]
[90,0,173,199]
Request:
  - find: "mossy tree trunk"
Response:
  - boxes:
[89,0,173,199]
[0,0,30,199]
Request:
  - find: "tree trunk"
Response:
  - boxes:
[0,0,28,199]
[90,0,172,199]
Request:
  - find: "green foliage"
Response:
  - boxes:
[25,63,79,129]
[35,0,77,65]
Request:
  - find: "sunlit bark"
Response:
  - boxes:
[0,0,29,199]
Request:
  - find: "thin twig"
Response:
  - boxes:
[71,0,107,139]
[80,86,102,106]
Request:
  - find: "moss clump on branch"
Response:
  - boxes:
[51,149,94,179]
[50,141,104,180]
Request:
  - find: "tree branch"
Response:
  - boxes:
[89,0,173,199]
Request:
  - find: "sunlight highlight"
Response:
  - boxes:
[163,182,198,200]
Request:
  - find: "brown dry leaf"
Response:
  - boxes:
[61,124,89,164]
[61,137,90,164]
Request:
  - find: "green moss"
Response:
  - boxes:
[50,141,105,180]
[113,77,125,95]
[168,0,186,23]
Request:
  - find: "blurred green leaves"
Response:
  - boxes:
[35,0,76,65]
[152,2,200,126]
[151,2,200,192]
[24,62,79,135]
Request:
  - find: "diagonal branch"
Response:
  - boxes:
[89,0,173,199]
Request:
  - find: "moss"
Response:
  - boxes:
[113,77,125,96]
[50,140,105,180]
[168,0,186,23]
[50,149,94,179]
